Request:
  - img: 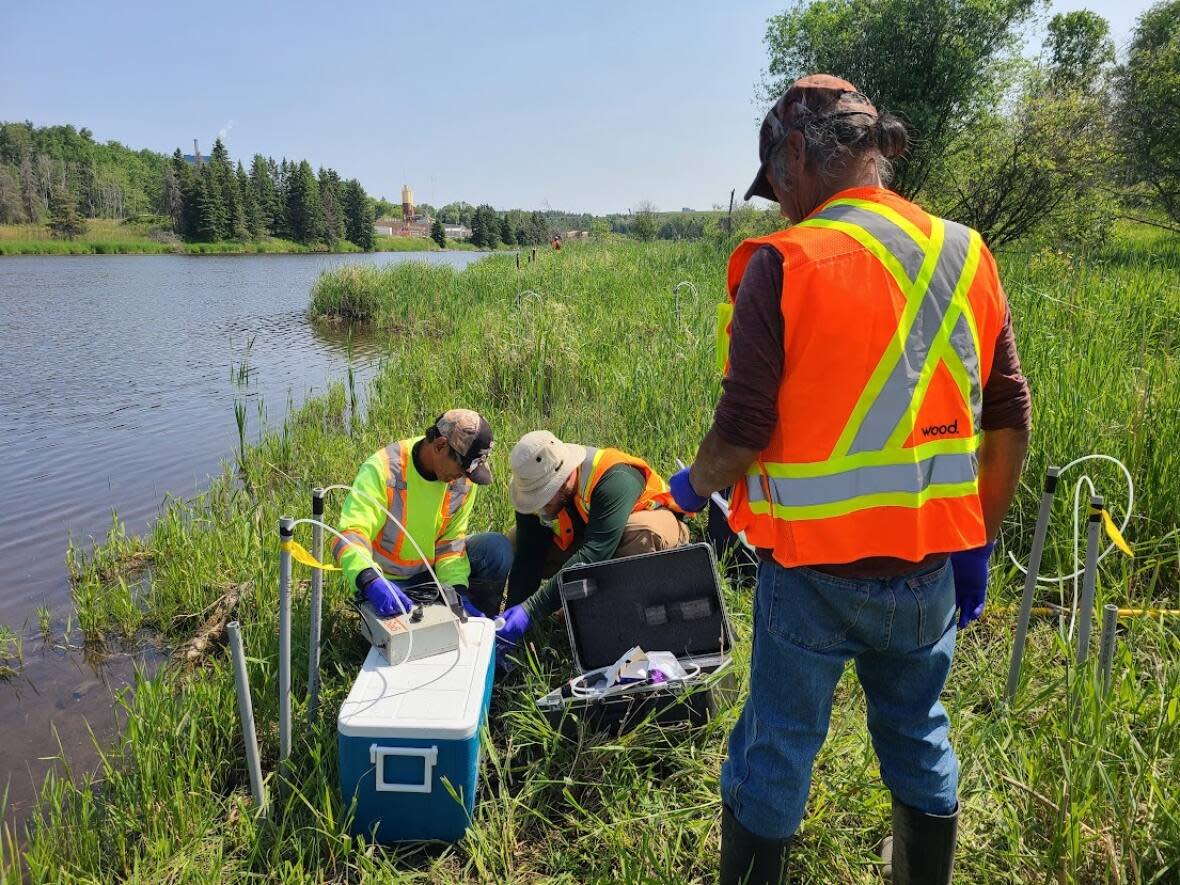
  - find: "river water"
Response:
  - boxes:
[0,249,482,837]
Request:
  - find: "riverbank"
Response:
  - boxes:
[0,219,490,256]
[5,237,1179,881]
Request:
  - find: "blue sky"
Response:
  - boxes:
[0,0,1158,215]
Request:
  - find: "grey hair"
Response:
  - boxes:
[770,104,909,189]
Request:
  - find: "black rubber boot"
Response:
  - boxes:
[465,581,504,618]
[883,797,958,884]
[719,804,791,885]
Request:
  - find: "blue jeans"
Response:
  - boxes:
[721,558,959,839]
[464,531,514,614]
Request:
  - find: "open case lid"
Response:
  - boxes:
[558,542,733,673]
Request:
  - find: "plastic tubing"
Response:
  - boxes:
[567,659,703,700]
[289,517,419,669]
[291,515,473,697]
[300,480,469,666]
[1005,454,1134,641]
[1007,454,1133,584]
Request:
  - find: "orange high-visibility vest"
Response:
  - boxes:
[717,187,1008,567]
[551,447,682,550]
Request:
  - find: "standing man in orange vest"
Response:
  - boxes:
[494,430,688,647]
[670,76,1031,884]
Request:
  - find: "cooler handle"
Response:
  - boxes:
[370,744,438,794]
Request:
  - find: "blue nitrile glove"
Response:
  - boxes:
[458,594,484,619]
[356,568,413,618]
[495,604,532,649]
[669,466,709,513]
[950,542,995,629]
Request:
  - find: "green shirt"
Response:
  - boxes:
[510,464,646,619]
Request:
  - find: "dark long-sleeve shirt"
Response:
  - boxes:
[713,245,1032,450]
[510,465,646,619]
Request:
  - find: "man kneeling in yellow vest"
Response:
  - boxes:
[493,430,690,647]
[333,409,514,620]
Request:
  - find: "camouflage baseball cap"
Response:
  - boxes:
[434,409,494,485]
[744,74,878,202]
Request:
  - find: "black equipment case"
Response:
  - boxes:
[535,542,737,733]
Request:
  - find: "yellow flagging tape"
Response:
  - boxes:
[992,605,1180,618]
[1094,507,1134,557]
[715,302,734,374]
[281,540,339,571]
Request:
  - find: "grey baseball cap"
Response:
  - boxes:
[434,409,494,485]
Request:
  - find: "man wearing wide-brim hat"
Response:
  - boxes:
[493,430,689,646]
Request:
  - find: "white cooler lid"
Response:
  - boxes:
[338,617,495,740]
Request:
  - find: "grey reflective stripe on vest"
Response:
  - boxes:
[846,222,972,453]
[818,202,926,282]
[376,441,409,557]
[746,451,978,508]
[374,441,428,579]
[446,478,472,518]
[949,311,983,430]
[577,446,599,501]
[811,202,978,454]
[436,479,472,557]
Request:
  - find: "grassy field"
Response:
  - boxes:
[0,220,455,256]
[3,233,1178,882]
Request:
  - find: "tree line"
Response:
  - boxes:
[163,140,374,248]
[0,124,378,247]
[0,123,167,225]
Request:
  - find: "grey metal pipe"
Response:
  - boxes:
[1074,495,1104,666]
[279,516,293,763]
[1006,466,1060,704]
[1099,603,1118,698]
[227,621,266,811]
[307,489,325,720]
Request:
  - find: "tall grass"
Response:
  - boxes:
[5,237,1179,882]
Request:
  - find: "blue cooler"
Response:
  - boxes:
[338,616,495,843]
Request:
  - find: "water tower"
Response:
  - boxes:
[401,184,414,221]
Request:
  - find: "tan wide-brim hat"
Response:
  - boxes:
[509,430,586,514]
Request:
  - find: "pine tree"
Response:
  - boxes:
[285,160,322,245]
[209,139,245,240]
[47,183,85,239]
[471,204,500,248]
[167,149,192,235]
[192,163,227,241]
[499,214,515,246]
[249,155,281,237]
[342,178,375,250]
[238,162,262,239]
[275,159,293,239]
[529,211,549,245]
[318,167,344,247]
[431,218,446,249]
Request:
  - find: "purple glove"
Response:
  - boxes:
[458,594,485,619]
[669,467,708,513]
[357,568,413,618]
[495,604,532,648]
[950,542,994,629]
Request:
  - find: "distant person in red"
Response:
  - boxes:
[551,235,562,250]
